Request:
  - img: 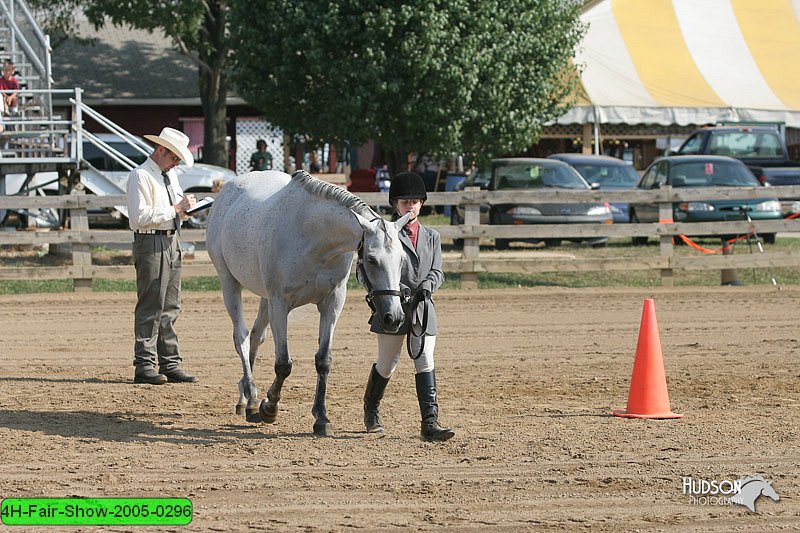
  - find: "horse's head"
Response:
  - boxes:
[354,211,414,333]
[760,481,780,502]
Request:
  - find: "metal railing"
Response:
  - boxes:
[0,0,53,122]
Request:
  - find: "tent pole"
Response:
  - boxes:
[581,123,592,155]
[593,106,600,155]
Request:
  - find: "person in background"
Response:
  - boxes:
[0,60,19,115]
[249,139,272,171]
[309,151,321,173]
[127,127,198,385]
[360,172,455,442]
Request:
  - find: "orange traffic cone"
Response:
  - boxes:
[613,298,683,419]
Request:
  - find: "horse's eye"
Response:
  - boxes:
[365,255,378,265]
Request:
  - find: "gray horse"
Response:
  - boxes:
[206,170,412,436]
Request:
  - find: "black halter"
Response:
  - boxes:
[356,234,410,311]
[356,231,427,360]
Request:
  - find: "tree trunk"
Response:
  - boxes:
[198,1,229,168]
[385,148,406,177]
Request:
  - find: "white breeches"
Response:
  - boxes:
[374,333,436,378]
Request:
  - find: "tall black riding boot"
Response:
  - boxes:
[363,364,390,433]
[415,370,455,442]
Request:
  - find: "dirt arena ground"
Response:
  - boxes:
[0,287,797,531]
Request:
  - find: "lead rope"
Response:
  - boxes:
[406,295,429,360]
[356,228,427,360]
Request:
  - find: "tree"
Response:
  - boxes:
[230,0,585,172]
[31,0,231,167]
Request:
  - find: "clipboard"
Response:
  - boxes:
[186,196,214,214]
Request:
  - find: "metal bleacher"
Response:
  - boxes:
[0,0,149,227]
[0,0,65,163]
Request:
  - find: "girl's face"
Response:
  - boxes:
[395,198,423,220]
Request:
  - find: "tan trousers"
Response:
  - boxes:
[132,233,183,373]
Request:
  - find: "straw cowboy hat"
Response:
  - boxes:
[144,127,194,167]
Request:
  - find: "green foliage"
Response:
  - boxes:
[0,280,73,295]
[230,0,584,164]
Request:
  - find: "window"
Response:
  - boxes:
[678,134,703,155]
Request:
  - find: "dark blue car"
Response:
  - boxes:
[548,153,640,223]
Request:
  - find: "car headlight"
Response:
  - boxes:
[754,200,781,212]
[507,206,542,216]
[587,204,611,216]
[678,202,715,212]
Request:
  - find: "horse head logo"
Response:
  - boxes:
[730,475,780,513]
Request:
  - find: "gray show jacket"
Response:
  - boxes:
[369,223,444,336]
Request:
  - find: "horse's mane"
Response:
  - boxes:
[291,170,377,219]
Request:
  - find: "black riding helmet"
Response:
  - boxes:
[389,172,427,203]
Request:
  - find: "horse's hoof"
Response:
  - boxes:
[245,407,262,423]
[235,404,245,416]
[259,400,278,423]
[313,421,334,437]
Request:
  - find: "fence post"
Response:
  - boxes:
[720,239,741,285]
[69,188,92,291]
[461,186,480,289]
[658,189,674,287]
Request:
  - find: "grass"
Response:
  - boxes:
[1,218,798,294]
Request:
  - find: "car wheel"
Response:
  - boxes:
[630,211,648,246]
[543,239,562,247]
[762,233,776,245]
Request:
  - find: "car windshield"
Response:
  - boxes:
[467,168,491,188]
[670,161,759,187]
[572,164,639,187]
[494,162,588,190]
[707,131,782,157]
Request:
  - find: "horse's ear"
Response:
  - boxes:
[352,211,376,230]
[392,212,414,232]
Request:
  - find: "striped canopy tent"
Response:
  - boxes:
[558,0,800,136]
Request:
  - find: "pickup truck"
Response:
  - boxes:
[675,126,800,214]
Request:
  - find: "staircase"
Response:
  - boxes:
[0,0,57,159]
[0,0,145,226]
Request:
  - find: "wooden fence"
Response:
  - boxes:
[2,185,800,290]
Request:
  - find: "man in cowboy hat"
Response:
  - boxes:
[127,127,198,385]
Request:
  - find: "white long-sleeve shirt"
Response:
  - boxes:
[127,157,184,231]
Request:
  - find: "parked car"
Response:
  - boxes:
[451,158,612,249]
[547,153,639,223]
[629,155,782,245]
[675,126,800,215]
[1,134,236,228]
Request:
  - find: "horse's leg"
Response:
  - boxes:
[243,298,271,421]
[259,298,291,424]
[218,271,258,420]
[311,286,346,437]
